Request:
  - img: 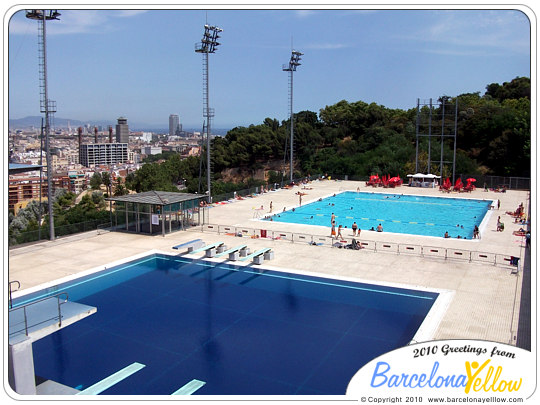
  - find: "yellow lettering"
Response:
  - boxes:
[464,360,522,394]
[473,377,483,391]
[492,366,503,391]
[509,379,522,392]
[464,360,491,394]
[482,366,494,391]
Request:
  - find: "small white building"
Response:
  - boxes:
[141,146,162,155]
[407,173,440,188]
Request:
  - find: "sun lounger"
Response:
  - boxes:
[172,239,204,252]
[239,248,273,265]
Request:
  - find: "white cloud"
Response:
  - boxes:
[294,10,317,19]
[114,10,149,18]
[10,9,149,36]
[402,10,530,54]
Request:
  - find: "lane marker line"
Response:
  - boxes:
[77,362,145,395]
[172,379,206,395]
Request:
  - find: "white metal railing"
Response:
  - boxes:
[8,281,20,309]
[196,223,521,269]
[9,292,69,337]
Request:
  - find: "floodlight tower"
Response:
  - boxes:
[282,49,303,183]
[26,9,60,241]
[195,24,222,203]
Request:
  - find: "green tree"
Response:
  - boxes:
[101,172,111,196]
[89,172,102,190]
[113,177,129,196]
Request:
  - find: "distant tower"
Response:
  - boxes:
[108,126,113,143]
[115,117,129,144]
[169,114,180,137]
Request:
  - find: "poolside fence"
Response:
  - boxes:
[9,219,111,247]
[195,223,524,270]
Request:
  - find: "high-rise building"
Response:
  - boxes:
[115,117,129,144]
[79,143,128,167]
[169,114,181,137]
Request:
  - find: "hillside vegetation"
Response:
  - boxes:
[133,76,530,195]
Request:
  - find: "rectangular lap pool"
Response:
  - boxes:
[265,191,493,239]
[17,253,442,395]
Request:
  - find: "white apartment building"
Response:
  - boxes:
[79,143,128,167]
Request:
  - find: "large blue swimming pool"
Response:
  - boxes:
[21,254,439,395]
[264,191,493,239]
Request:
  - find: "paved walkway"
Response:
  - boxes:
[8,180,531,346]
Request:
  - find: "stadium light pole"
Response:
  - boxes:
[282,49,303,184]
[26,9,60,241]
[195,24,222,204]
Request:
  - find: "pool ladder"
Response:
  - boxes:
[8,280,20,309]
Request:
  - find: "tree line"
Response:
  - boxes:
[127,77,529,196]
[209,76,530,180]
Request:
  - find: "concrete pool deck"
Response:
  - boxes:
[8,180,532,347]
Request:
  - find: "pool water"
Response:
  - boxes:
[23,254,438,395]
[265,191,492,239]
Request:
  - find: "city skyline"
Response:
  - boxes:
[7,7,532,129]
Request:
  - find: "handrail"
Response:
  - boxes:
[97,222,113,235]
[8,281,21,309]
[9,292,69,337]
[197,223,521,269]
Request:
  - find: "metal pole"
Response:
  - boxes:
[428,98,432,174]
[38,118,44,241]
[440,99,445,179]
[415,99,419,173]
[289,69,294,184]
[205,52,211,203]
[42,13,55,241]
[452,98,458,184]
[109,148,113,228]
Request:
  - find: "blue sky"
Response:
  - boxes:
[7,6,532,130]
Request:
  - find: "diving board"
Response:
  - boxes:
[189,242,225,257]
[172,379,206,395]
[214,244,248,259]
[76,362,145,395]
[239,248,273,264]
[172,239,204,252]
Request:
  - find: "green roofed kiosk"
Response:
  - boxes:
[106,191,207,236]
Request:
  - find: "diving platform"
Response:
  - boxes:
[8,293,96,395]
[9,295,96,345]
